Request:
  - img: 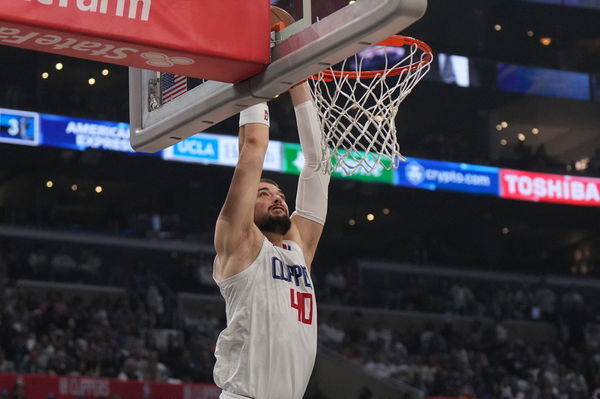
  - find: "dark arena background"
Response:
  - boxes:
[1,0,600,398]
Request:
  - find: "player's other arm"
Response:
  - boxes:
[286,82,330,270]
[214,104,269,280]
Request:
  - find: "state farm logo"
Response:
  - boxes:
[0,26,195,67]
[141,52,194,68]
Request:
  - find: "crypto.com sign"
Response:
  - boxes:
[0,0,269,82]
[500,169,600,207]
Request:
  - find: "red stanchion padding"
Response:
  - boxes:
[0,0,270,83]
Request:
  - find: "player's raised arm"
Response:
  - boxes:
[286,82,331,269]
[214,103,270,280]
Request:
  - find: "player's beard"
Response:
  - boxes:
[256,214,292,235]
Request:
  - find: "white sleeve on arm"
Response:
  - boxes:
[239,103,270,127]
[293,101,330,225]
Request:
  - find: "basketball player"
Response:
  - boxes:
[212,81,330,399]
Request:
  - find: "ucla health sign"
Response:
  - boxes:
[164,134,220,163]
[396,158,500,195]
[163,133,282,172]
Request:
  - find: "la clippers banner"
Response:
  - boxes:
[0,373,221,399]
[0,0,270,82]
[500,169,600,206]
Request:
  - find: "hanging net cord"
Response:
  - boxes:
[309,40,432,175]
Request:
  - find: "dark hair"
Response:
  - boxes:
[260,177,279,187]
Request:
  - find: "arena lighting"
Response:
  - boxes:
[55,62,63,71]
[45,180,53,188]
[517,133,526,141]
[500,121,508,128]
[366,213,375,221]
[527,30,534,37]
[88,78,96,85]
[101,69,109,76]
[500,139,508,146]
[71,184,78,191]
[382,208,390,215]
[502,227,509,234]
[495,124,502,131]
[494,24,502,31]
[41,72,49,79]
[95,185,103,193]
[348,219,356,226]
[540,37,552,46]
[532,128,539,135]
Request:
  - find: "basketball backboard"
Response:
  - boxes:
[129,0,428,153]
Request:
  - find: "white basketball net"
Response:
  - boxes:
[309,37,432,175]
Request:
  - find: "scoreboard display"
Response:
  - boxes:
[0,109,40,146]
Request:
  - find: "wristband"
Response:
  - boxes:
[239,103,270,127]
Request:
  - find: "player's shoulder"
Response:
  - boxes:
[214,230,267,281]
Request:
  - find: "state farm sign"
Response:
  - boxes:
[0,0,269,82]
[500,169,600,206]
[21,0,152,22]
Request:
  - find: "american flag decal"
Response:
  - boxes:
[160,73,187,104]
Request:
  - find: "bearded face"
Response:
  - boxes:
[255,213,292,235]
[254,182,291,235]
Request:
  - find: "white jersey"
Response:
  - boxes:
[213,237,317,399]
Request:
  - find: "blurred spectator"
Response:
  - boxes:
[319,313,345,350]
[449,283,474,315]
[0,348,15,373]
[324,267,346,303]
[366,321,392,352]
[79,249,102,279]
[534,282,557,321]
[50,246,77,278]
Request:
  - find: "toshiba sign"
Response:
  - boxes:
[500,169,600,206]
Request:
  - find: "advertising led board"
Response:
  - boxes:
[396,158,500,195]
[0,108,40,146]
[497,64,591,101]
[162,133,282,172]
[500,169,600,206]
[282,143,396,184]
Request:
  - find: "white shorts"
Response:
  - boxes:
[219,391,254,399]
